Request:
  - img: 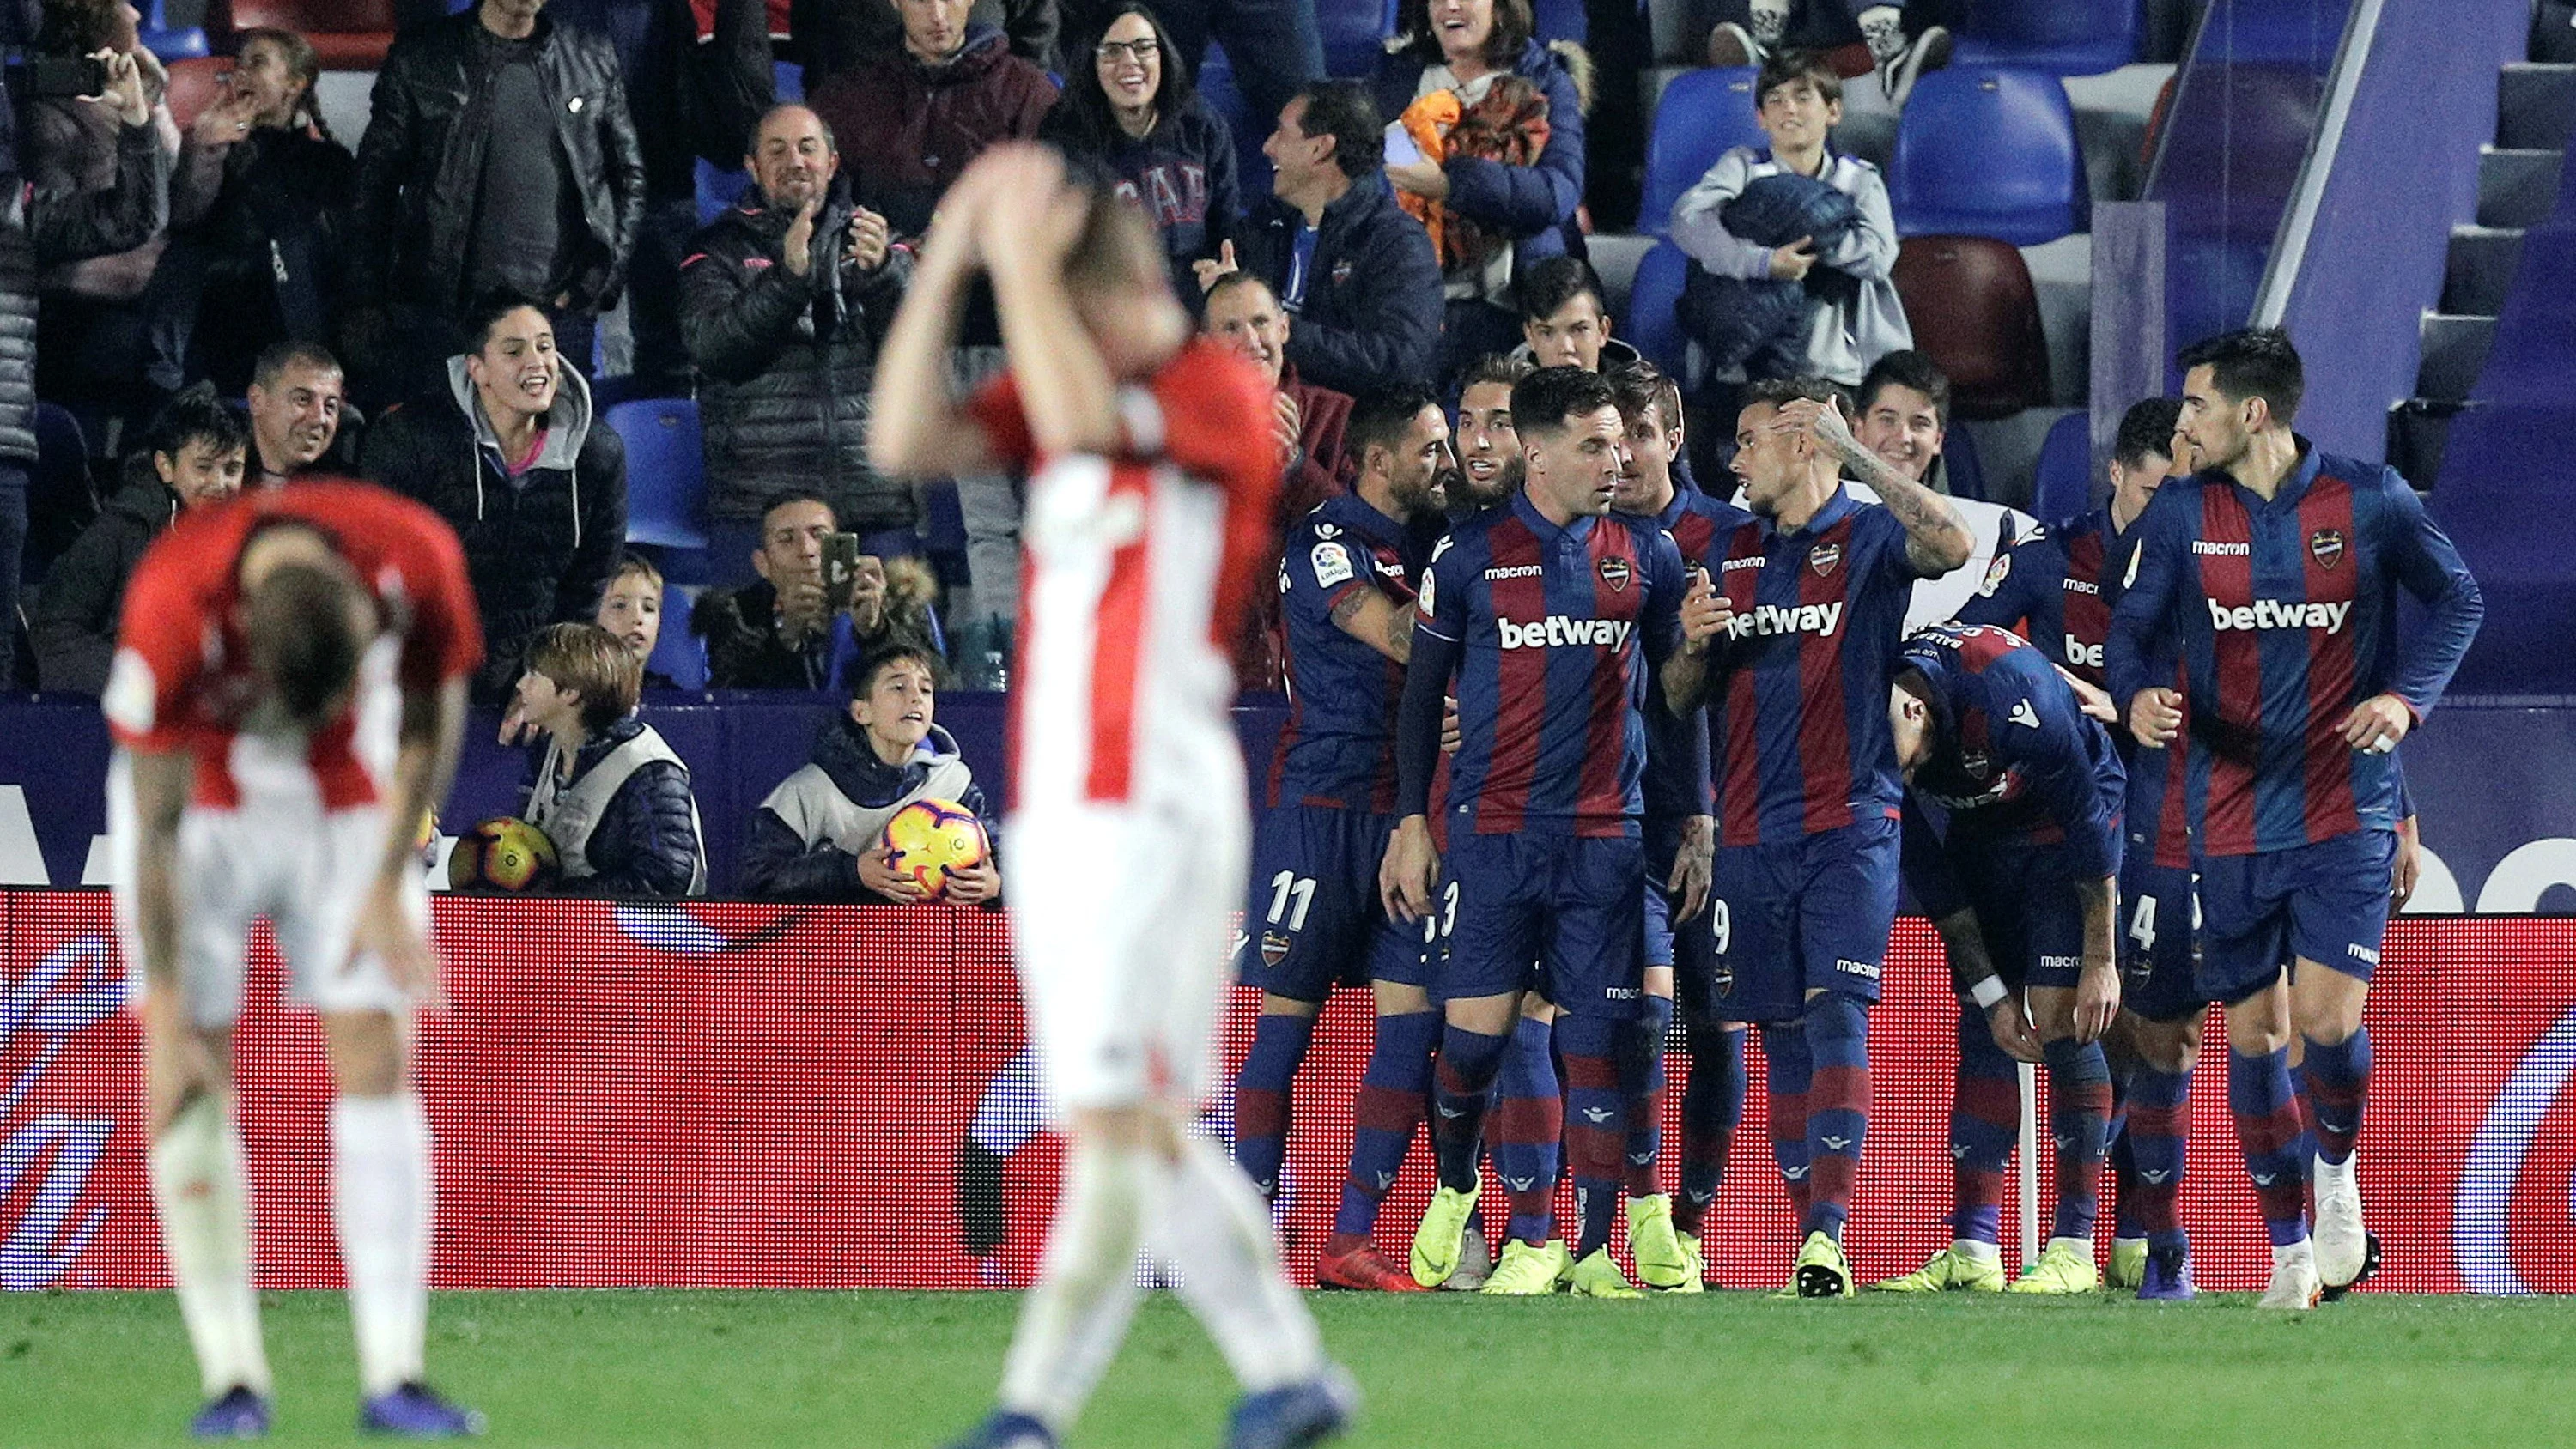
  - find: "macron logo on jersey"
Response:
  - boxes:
[2207,597,2353,634]
[1498,615,1633,650]
[1726,600,1843,640]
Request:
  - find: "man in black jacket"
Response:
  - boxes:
[683,103,914,585]
[347,0,647,409]
[361,299,629,704]
[1218,80,1441,398]
[33,391,247,695]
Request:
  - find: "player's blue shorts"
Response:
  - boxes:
[2194,829,2397,1008]
[1434,829,1646,1021]
[1643,815,1722,1018]
[1708,814,1901,1024]
[1952,833,2099,994]
[1238,803,1430,1002]
[2119,853,2202,1023]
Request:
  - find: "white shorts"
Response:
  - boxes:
[110,763,421,1030]
[1008,785,1249,1115]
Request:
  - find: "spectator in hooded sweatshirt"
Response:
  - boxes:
[1039,2,1238,311]
[513,621,708,897]
[805,0,1057,241]
[362,297,629,703]
[33,389,245,695]
[739,642,1002,903]
[1372,0,1587,386]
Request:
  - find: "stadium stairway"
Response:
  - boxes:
[2391,54,2574,486]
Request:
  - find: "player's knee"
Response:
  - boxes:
[321,1010,405,1097]
[1801,989,1868,1046]
[1445,992,1519,1037]
[2290,972,2366,1046]
[1261,992,1324,1020]
[2026,989,2079,1043]
[1072,1105,1178,1155]
[1370,980,1432,1016]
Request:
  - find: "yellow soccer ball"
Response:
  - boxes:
[881,798,989,900]
[447,816,562,894]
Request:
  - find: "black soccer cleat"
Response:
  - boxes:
[957,1137,1008,1258]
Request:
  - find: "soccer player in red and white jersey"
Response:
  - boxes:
[102,480,483,1438]
[872,145,1351,1449]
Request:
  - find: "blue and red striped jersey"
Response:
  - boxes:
[1267,492,1424,811]
[1400,491,1689,838]
[1957,506,2191,868]
[2107,443,2482,856]
[1687,487,1924,847]
[1897,624,2125,906]
[1640,483,1751,822]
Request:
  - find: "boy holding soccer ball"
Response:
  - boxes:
[741,644,1001,903]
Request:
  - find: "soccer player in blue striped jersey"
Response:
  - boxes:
[1879,623,2126,1294]
[2108,329,2482,1308]
[1230,385,1451,1294]
[1662,377,1974,1297]
[1381,367,1704,1298]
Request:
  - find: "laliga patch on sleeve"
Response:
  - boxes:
[102,647,156,736]
[1311,541,1355,589]
[1978,552,2011,597]
[1418,568,1437,619]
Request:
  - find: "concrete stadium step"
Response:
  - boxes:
[2498,63,2576,149]
[2415,313,2498,405]
[2478,147,2564,227]
[2443,226,2527,316]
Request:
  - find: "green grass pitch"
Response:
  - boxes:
[4,1289,2570,1446]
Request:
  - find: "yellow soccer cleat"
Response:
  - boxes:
[1627,1194,1694,1291]
[2106,1237,2148,1292]
[1410,1178,1480,1288]
[1874,1244,2006,1293]
[1791,1230,1856,1299]
[1669,1230,1708,1294]
[1568,1246,1644,1299]
[2008,1238,2101,1294]
[1480,1238,1570,1295]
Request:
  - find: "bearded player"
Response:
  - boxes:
[2108,329,2481,1307]
[873,145,1350,1449]
[105,481,483,1437]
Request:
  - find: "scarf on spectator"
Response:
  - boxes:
[1394,74,1550,273]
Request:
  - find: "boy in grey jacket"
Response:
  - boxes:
[1668,50,1910,389]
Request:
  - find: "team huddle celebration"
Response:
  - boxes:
[2,0,2562,1441]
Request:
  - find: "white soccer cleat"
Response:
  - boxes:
[2312,1152,2370,1289]
[2257,1241,2322,1310]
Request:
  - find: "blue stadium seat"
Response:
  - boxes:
[647,585,709,690]
[1640,68,1765,233]
[608,398,710,555]
[694,63,806,226]
[1948,0,2139,76]
[2030,410,2093,523]
[923,479,969,591]
[1889,67,2085,246]
[1625,240,1693,378]
[1529,0,1585,44]
[1319,0,1394,74]
[139,0,207,61]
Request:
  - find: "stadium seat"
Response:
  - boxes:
[161,57,228,131]
[1319,0,1394,75]
[1891,234,2050,419]
[1941,420,1987,502]
[1948,0,2140,76]
[139,0,207,61]
[923,478,969,591]
[608,398,710,553]
[1529,0,1585,44]
[1888,67,2085,246]
[1625,239,1692,378]
[647,585,709,690]
[2030,409,2093,522]
[694,63,805,225]
[1196,45,1274,203]
[1639,68,1764,233]
[229,0,398,70]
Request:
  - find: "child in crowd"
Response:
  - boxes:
[515,622,708,897]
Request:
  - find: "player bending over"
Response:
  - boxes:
[106,481,483,1437]
[872,145,1351,1449]
[1382,367,1706,1299]
[1877,623,2124,1294]
[2108,329,2481,1308]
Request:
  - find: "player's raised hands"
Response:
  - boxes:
[1679,567,1731,653]
[858,844,932,902]
[2339,692,2413,755]
[1767,393,1861,460]
[970,144,1088,276]
[1379,815,1440,924]
[2129,686,2183,749]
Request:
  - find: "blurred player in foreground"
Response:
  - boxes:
[105,481,483,1437]
[2109,329,2482,1307]
[873,145,1351,1449]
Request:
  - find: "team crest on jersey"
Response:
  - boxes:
[2311,528,2346,570]
[1261,932,1291,967]
[1331,259,1354,287]
[1809,543,1843,578]
[1598,556,1632,592]
[1978,553,2011,596]
[1959,749,1990,779]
